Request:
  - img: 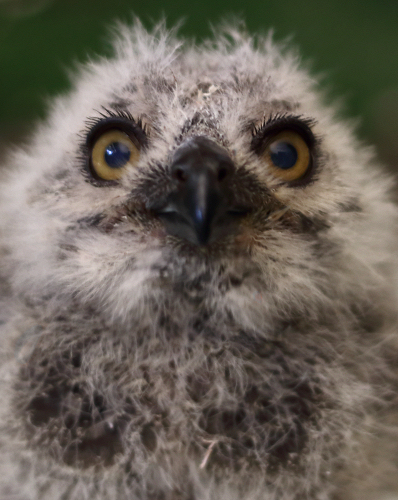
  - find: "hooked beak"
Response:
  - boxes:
[153,136,248,246]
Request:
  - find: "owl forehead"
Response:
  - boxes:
[107,75,298,154]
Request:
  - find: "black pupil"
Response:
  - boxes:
[104,142,131,168]
[269,141,298,170]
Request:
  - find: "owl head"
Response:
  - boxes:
[1,22,395,336]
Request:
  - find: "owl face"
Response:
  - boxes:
[3,25,390,337]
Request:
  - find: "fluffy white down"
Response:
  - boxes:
[0,20,397,500]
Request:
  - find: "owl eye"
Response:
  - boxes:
[90,129,140,181]
[263,130,311,182]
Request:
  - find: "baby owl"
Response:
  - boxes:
[0,21,398,500]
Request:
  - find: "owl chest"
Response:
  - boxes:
[12,306,362,486]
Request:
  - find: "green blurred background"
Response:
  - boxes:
[0,0,397,175]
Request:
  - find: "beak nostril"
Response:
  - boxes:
[173,167,187,183]
[218,167,228,182]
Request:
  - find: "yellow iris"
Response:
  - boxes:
[91,129,140,181]
[262,130,311,182]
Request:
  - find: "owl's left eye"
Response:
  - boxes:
[252,116,316,185]
[262,130,311,182]
[90,129,140,181]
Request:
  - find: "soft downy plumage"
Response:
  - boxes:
[0,20,398,500]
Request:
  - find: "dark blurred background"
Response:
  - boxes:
[0,0,397,177]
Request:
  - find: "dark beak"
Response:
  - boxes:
[154,136,247,246]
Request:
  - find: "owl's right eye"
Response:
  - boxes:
[90,129,140,181]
